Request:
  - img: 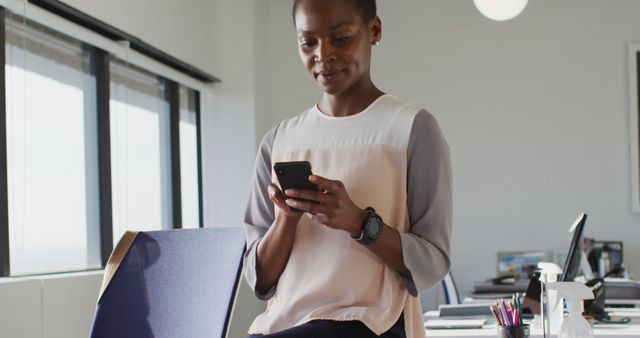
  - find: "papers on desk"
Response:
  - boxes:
[606,308,640,318]
[425,319,487,329]
[604,277,636,283]
[438,302,493,317]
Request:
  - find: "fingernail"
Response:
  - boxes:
[285,189,297,196]
[285,199,295,206]
[309,175,316,182]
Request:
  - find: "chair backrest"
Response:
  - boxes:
[419,271,460,313]
[89,227,246,338]
[442,272,460,305]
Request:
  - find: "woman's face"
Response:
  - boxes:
[294,0,380,96]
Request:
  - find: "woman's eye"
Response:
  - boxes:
[334,36,351,43]
[301,40,317,48]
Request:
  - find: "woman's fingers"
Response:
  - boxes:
[285,175,345,204]
[285,198,326,214]
[284,188,333,206]
[276,175,359,231]
[286,175,362,233]
[271,195,288,209]
[309,175,343,194]
[268,184,285,202]
[269,184,300,216]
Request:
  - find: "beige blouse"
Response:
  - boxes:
[243,95,452,337]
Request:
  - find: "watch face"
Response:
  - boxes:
[366,218,383,237]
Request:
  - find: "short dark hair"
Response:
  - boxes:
[292,0,377,25]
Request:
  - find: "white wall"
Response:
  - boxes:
[59,0,218,75]
[254,0,640,296]
[0,272,103,338]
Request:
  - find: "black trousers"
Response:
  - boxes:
[247,314,405,338]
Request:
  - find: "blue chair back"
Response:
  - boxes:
[442,272,460,305]
[89,227,246,338]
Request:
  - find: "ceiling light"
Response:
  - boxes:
[473,0,528,21]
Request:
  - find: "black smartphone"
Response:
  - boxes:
[273,161,319,212]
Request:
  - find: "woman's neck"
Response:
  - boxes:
[318,85,385,117]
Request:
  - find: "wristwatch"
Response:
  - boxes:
[351,207,384,245]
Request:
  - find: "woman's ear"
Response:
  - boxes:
[369,16,382,45]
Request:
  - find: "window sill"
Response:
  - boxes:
[0,269,104,284]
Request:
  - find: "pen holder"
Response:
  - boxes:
[496,324,529,338]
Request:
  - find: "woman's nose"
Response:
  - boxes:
[314,41,336,64]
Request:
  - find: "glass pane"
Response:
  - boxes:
[5,13,101,275]
[179,86,200,228]
[110,59,172,245]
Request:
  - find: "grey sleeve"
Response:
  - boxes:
[399,109,453,296]
[243,126,278,300]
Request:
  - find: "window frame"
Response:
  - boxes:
[0,7,10,276]
[93,47,113,266]
[169,80,183,229]
[630,44,640,213]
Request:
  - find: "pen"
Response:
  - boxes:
[491,305,503,326]
[495,301,506,326]
[502,299,513,326]
[500,301,512,327]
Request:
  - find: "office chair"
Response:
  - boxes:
[442,272,460,305]
[89,227,246,338]
[420,271,460,313]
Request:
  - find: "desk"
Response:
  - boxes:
[424,309,640,337]
[425,323,640,337]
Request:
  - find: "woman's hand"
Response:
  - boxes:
[268,183,304,222]
[282,175,412,278]
[284,175,366,236]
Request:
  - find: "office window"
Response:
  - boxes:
[179,86,200,228]
[110,59,172,244]
[0,6,210,277]
[5,13,101,275]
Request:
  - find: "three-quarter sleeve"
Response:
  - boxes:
[243,126,278,300]
[399,109,453,296]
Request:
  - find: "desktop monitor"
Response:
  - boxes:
[522,213,587,315]
[561,213,587,281]
[586,240,623,277]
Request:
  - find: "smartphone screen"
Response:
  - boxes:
[273,161,318,212]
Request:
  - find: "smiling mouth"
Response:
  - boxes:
[316,70,344,82]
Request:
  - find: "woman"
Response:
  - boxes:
[243,0,452,337]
